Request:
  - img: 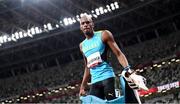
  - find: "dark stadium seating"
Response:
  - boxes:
[0,31,179,103]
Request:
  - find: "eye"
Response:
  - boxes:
[85,21,90,24]
[81,22,85,25]
[81,21,90,25]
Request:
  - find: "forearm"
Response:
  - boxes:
[80,68,90,89]
[117,52,129,68]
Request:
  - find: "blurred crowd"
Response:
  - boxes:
[0,31,179,103]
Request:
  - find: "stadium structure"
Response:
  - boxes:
[0,0,179,103]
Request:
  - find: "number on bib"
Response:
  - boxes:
[87,52,102,68]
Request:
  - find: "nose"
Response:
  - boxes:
[84,22,88,26]
[83,23,88,28]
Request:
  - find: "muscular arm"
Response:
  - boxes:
[102,30,129,69]
[79,43,90,91]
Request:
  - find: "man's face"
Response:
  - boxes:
[80,16,94,35]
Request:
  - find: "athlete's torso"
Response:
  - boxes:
[81,31,115,84]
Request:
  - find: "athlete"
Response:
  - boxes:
[79,14,147,103]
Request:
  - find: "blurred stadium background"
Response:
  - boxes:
[0,0,179,103]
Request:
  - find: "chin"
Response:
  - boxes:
[85,31,92,36]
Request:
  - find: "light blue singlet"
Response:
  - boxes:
[81,31,115,84]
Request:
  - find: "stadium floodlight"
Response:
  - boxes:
[43,24,47,29]
[110,3,115,10]
[8,100,12,103]
[52,90,56,92]
[38,27,42,33]
[19,31,23,38]
[91,10,95,14]
[56,24,59,28]
[93,14,98,18]
[16,99,20,101]
[76,15,80,21]
[76,15,80,18]
[32,96,35,98]
[157,65,162,68]
[95,8,100,15]
[55,90,59,93]
[14,32,20,39]
[68,18,73,25]
[8,37,11,42]
[104,9,108,13]
[0,2,123,47]
[27,29,33,38]
[59,21,63,26]
[2,35,8,43]
[23,32,27,37]
[63,18,69,26]
[11,34,17,41]
[20,97,24,99]
[99,7,104,14]
[72,18,76,23]
[35,27,40,34]
[71,86,75,89]
[106,5,112,12]
[23,97,27,100]
[47,23,53,30]
[175,59,180,62]
[39,94,43,96]
[76,15,80,20]
[171,58,175,62]
[30,28,35,35]
[114,2,119,9]
[153,64,157,67]
[162,62,166,64]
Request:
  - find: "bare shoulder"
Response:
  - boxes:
[102,30,114,42]
[79,42,83,51]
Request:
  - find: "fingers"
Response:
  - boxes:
[79,89,87,96]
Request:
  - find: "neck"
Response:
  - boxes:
[85,31,94,39]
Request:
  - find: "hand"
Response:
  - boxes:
[79,87,87,96]
[121,69,134,78]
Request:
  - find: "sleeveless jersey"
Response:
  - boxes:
[81,31,115,84]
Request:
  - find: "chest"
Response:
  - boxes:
[82,37,105,57]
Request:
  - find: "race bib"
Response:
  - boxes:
[87,52,102,68]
